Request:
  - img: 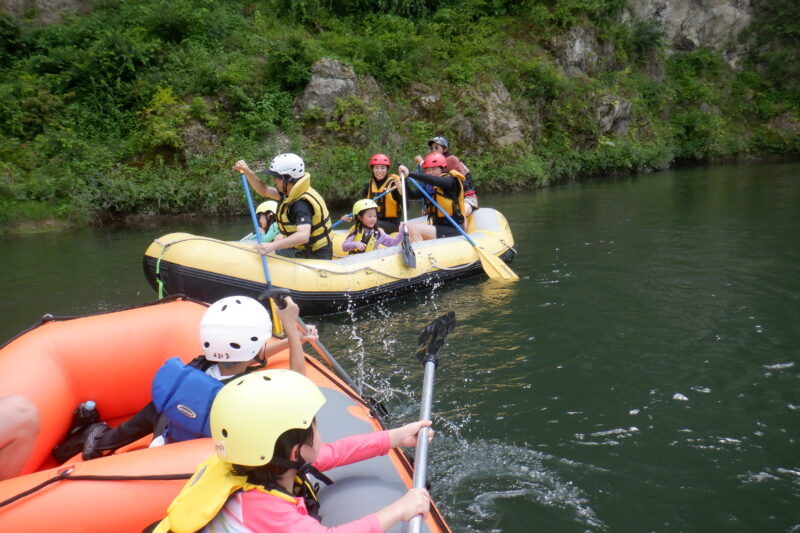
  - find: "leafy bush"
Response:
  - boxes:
[0,0,796,228]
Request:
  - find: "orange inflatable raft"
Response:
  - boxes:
[0,296,450,533]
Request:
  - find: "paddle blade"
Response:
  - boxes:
[476,246,519,281]
[415,311,456,366]
[401,233,416,268]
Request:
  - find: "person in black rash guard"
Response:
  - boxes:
[235,154,333,260]
[398,152,466,242]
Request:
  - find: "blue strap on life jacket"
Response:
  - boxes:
[151,357,224,443]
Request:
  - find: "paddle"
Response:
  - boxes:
[406,177,519,281]
[400,174,417,268]
[408,311,456,533]
[241,174,284,336]
[330,184,398,229]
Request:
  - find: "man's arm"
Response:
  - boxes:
[233,160,281,199]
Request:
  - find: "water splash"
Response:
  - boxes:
[430,437,606,532]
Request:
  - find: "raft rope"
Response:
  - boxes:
[153,239,170,299]
[150,234,513,283]
[0,467,192,509]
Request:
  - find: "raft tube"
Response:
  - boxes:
[143,207,516,315]
[0,296,450,533]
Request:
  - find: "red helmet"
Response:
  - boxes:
[369,153,390,167]
[422,152,447,170]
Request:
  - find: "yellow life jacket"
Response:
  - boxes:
[368,174,400,220]
[276,174,332,253]
[348,227,378,254]
[426,170,466,226]
[153,455,298,533]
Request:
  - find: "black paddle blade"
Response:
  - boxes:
[401,233,416,268]
[257,287,291,309]
[415,311,456,367]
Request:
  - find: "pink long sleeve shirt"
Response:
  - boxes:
[201,431,392,533]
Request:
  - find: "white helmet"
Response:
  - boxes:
[200,296,272,362]
[267,153,305,181]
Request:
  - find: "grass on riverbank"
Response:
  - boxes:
[0,0,797,231]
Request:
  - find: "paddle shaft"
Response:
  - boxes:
[330,184,398,229]
[400,173,417,268]
[241,174,272,288]
[408,359,436,533]
[406,177,518,281]
[296,318,362,396]
[406,176,476,247]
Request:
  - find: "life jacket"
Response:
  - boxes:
[276,174,332,253]
[153,455,332,533]
[347,227,379,254]
[425,170,466,226]
[151,357,223,443]
[368,175,400,220]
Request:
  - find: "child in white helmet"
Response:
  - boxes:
[66,296,315,461]
[152,370,432,533]
[342,199,404,254]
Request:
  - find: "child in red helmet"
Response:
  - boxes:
[415,136,478,217]
[399,152,467,242]
[341,153,403,233]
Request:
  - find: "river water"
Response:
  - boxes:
[1,161,798,532]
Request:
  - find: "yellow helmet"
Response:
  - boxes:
[256,200,278,215]
[210,369,326,466]
[352,198,378,217]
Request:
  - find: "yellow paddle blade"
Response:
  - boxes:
[269,298,285,337]
[475,246,519,281]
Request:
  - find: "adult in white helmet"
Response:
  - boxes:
[65,295,316,462]
[235,154,333,260]
[152,369,433,533]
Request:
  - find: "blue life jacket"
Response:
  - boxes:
[151,357,224,443]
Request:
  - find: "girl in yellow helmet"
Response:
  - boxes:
[342,199,404,254]
[152,370,432,533]
[256,200,280,242]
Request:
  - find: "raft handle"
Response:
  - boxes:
[0,469,192,509]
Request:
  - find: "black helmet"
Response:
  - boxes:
[428,136,449,150]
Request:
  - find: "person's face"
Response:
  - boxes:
[258,213,268,230]
[298,421,321,463]
[358,208,378,228]
[430,143,445,153]
[274,178,293,195]
[372,165,388,180]
[426,166,444,176]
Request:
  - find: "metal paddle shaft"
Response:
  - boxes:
[407,312,455,533]
[296,317,362,396]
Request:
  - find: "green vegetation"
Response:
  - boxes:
[0,0,797,230]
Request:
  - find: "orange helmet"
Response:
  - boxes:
[422,152,447,170]
[369,153,390,167]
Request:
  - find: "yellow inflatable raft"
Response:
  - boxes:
[143,208,516,315]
